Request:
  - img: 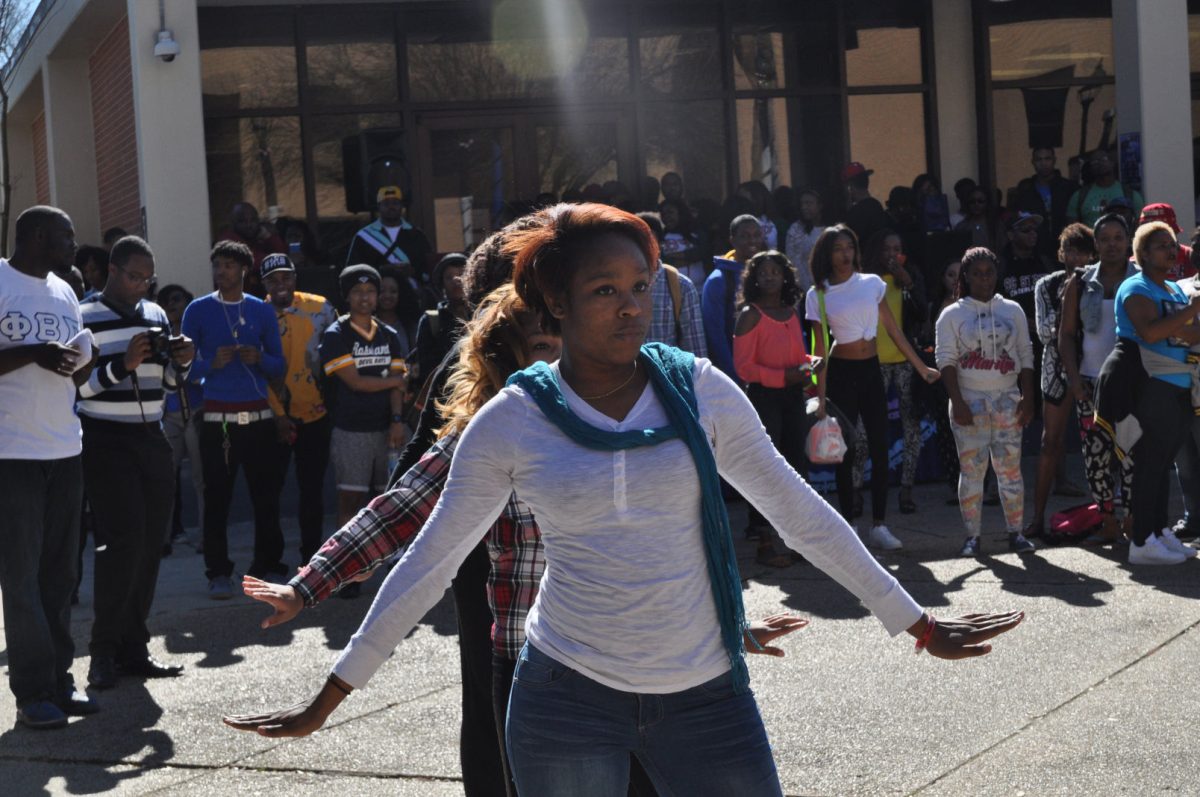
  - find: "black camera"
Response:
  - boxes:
[145,327,173,366]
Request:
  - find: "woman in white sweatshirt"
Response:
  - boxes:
[936,247,1038,556]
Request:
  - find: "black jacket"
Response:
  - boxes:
[1012,172,1077,254]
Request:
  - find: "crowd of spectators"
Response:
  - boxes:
[3,139,1199,749]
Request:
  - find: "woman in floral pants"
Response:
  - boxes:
[935,248,1038,556]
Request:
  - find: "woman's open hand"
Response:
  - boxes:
[913,611,1025,659]
[745,614,810,657]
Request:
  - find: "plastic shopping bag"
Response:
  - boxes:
[806,415,847,465]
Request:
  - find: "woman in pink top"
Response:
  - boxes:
[734,250,819,567]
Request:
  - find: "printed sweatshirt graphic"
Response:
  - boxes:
[935,295,1034,393]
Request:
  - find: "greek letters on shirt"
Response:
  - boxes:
[0,308,79,343]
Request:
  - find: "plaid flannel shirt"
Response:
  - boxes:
[291,432,543,660]
[647,268,708,357]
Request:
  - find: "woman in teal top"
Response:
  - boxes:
[1116,221,1200,566]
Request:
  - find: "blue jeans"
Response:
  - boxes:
[0,456,83,704]
[506,644,782,796]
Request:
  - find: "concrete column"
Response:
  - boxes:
[1113,0,1194,226]
[4,88,43,250]
[126,0,211,295]
[42,56,102,243]
[932,0,978,186]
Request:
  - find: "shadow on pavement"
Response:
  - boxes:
[976,547,1113,607]
[0,682,170,795]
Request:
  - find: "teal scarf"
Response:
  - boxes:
[507,342,750,693]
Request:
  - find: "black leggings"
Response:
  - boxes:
[745,383,812,530]
[1130,378,1191,546]
[826,356,890,523]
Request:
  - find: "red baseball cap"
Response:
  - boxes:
[1139,202,1181,233]
[841,162,874,182]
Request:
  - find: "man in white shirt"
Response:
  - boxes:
[0,206,99,728]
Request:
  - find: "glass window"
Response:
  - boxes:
[989,18,1113,81]
[732,31,786,90]
[535,122,619,196]
[736,98,792,190]
[407,7,629,102]
[639,31,721,96]
[991,84,1115,198]
[784,94,844,198]
[793,11,839,87]
[429,127,517,252]
[642,101,727,206]
[303,10,397,106]
[310,114,405,219]
[1191,14,1200,74]
[845,26,923,86]
[847,94,927,201]
[199,9,297,111]
[204,116,304,236]
[638,5,720,96]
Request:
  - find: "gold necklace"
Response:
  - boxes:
[577,360,639,401]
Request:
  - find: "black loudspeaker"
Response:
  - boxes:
[342,128,411,213]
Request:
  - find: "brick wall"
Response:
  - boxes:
[89,16,140,236]
[32,111,48,205]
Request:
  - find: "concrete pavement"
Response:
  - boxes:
[2,453,1196,796]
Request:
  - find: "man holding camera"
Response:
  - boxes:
[78,236,194,689]
[182,241,286,599]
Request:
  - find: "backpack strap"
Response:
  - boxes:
[809,290,831,387]
[660,263,683,342]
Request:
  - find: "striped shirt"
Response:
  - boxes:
[77,296,188,423]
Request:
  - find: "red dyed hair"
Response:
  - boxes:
[504,203,660,334]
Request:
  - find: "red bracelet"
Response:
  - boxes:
[914,614,937,655]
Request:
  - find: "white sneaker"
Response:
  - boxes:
[1159,528,1197,559]
[867,524,903,551]
[1128,534,1187,566]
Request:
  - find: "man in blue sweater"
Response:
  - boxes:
[182,241,286,599]
[701,214,762,379]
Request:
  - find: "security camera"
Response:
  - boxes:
[154,29,180,62]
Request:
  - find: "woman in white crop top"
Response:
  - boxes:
[805,225,939,552]
[224,205,1022,796]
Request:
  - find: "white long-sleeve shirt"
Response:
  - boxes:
[334,358,922,693]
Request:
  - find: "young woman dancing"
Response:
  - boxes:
[227,204,1021,797]
[806,225,940,550]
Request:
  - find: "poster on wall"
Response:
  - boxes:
[1118,131,1143,193]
